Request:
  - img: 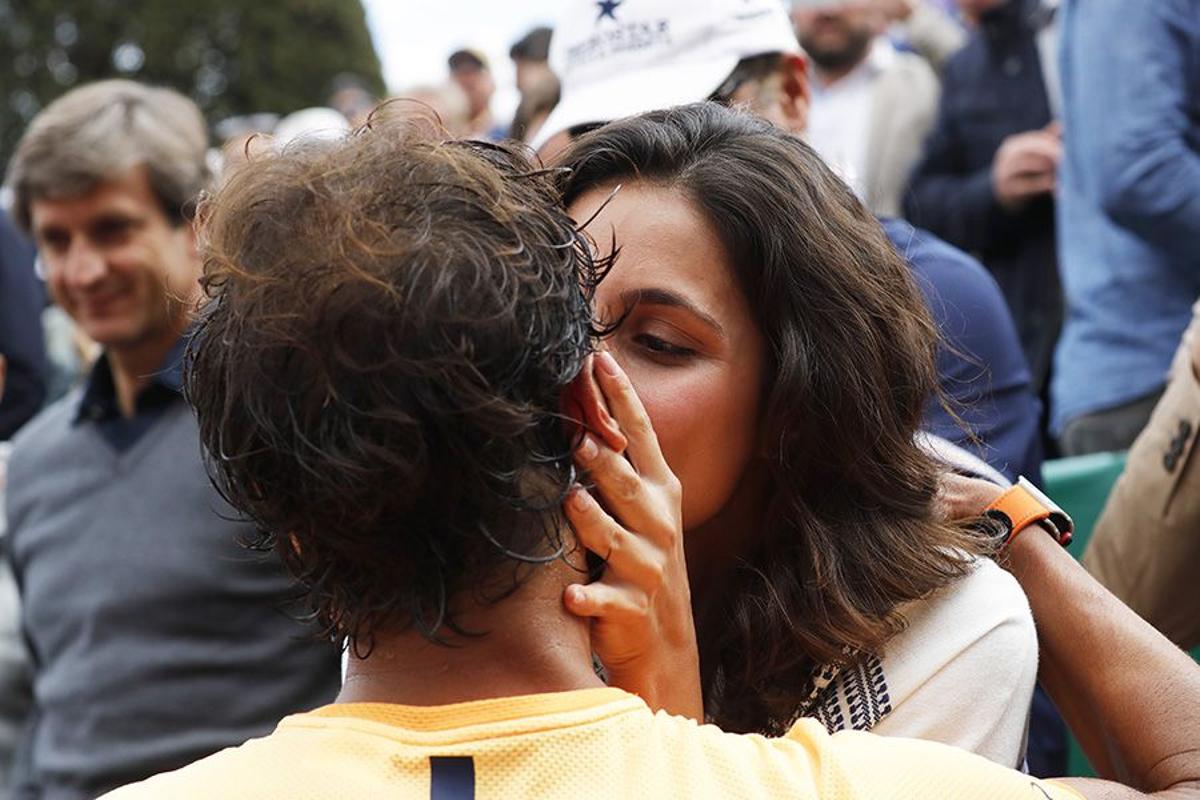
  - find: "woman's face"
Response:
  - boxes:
[569,183,767,530]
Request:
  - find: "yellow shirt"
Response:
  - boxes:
[102,688,1084,800]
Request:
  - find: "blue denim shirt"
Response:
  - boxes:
[1051,0,1200,433]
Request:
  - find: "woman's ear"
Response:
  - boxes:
[561,353,628,452]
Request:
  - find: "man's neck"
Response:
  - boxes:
[339,560,604,707]
[107,322,186,418]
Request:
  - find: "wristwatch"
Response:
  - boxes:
[982,476,1074,549]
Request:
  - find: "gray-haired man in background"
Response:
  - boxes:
[2,79,339,800]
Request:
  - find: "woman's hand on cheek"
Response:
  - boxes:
[563,351,702,721]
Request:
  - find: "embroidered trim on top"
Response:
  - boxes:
[797,652,894,735]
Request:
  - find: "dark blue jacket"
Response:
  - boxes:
[904,0,1061,394]
[0,211,46,440]
[884,218,1043,483]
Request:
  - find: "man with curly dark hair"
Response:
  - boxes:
[103,121,1200,800]
[186,125,603,651]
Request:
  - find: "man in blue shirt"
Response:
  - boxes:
[1053,0,1200,455]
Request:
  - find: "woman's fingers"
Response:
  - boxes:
[563,581,644,621]
[565,486,668,581]
[583,357,628,453]
[593,351,673,484]
[575,433,672,540]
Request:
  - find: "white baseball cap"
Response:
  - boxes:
[533,0,800,149]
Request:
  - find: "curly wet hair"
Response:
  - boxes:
[557,103,990,736]
[187,122,605,647]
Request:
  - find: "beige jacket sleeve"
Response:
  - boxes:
[865,53,940,217]
[901,2,967,73]
[1085,357,1200,650]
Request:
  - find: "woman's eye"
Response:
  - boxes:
[634,334,696,359]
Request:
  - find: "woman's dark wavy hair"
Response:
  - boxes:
[557,103,989,735]
[187,121,607,648]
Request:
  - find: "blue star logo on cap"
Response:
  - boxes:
[596,0,623,21]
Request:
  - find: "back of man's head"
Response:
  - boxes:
[6,79,209,232]
[188,123,601,646]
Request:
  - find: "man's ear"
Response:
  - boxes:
[561,354,627,452]
[777,53,811,135]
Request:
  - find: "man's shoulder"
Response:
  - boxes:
[940,30,1009,94]
[103,697,1080,800]
[100,740,270,800]
[99,720,321,800]
[881,218,996,291]
[7,390,84,471]
[885,48,939,90]
[885,219,1018,333]
[791,722,1082,800]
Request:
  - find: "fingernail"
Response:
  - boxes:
[597,351,621,377]
[565,585,586,606]
[569,488,589,510]
[578,435,599,462]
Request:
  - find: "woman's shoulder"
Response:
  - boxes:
[799,559,1038,766]
[885,558,1036,687]
[916,557,1032,626]
[871,558,1039,764]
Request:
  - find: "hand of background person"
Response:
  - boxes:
[992,123,1062,212]
[562,351,701,721]
[874,0,917,22]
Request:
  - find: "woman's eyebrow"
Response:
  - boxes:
[620,287,726,338]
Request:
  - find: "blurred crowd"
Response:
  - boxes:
[0,0,1198,798]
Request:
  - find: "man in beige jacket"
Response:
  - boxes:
[1086,301,1200,649]
[792,0,943,217]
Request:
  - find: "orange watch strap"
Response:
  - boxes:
[985,483,1051,545]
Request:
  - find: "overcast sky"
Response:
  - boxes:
[361,1,562,117]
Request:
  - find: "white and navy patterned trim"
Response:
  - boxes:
[801,653,894,735]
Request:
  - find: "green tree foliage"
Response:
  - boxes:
[0,0,386,168]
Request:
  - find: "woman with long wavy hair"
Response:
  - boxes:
[556,103,1038,766]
